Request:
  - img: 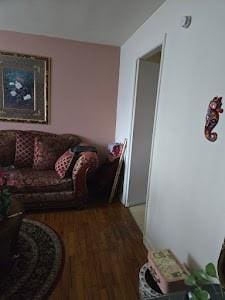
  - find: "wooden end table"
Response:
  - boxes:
[0,199,24,278]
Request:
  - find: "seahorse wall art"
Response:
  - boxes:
[205,96,223,142]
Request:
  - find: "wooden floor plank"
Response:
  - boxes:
[28,202,147,300]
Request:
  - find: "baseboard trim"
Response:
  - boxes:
[143,235,154,251]
[128,201,146,207]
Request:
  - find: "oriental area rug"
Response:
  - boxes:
[0,219,64,300]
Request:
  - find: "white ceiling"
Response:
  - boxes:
[0,0,166,46]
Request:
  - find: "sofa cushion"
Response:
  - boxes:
[0,134,16,166]
[29,131,80,147]
[33,136,73,170]
[55,149,76,179]
[0,130,81,167]
[14,132,34,168]
[6,169,73,193]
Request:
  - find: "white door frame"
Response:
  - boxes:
[143,34,167,248]
[123,34,167,215]
[121,58,140,206]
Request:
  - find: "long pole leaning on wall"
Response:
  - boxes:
[108,138,127,204]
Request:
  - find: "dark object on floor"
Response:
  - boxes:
[0,219,64,299]
[88,158,125,203]
[90,157,119,196]
[89,141,126,201]
[0,199,24,277]
[139,263,221,299]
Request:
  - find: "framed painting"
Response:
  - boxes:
[0,51,50,123]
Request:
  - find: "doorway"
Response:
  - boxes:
[128,47,162,233]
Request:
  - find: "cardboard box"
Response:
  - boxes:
[148,249,188,294]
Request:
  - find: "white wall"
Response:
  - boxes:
[128,60,160,206]
[116,0,225,267]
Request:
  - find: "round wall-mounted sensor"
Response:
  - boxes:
[180,16,192,28]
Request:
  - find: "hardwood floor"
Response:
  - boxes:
[28,202,147,300]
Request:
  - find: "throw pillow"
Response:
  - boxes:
[14,132,35,168]
[33,136,72,170]
[55,149,76,178]
[0,134,16,166]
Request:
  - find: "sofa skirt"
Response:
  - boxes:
[11,190,85,211]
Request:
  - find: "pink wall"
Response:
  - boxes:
[0,30,120,148]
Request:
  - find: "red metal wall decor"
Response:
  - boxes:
[205,96,223,142]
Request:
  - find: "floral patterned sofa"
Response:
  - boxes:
[0,130,98,211]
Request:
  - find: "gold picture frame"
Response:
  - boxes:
[0,50,50,124]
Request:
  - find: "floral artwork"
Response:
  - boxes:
[0,51,50,123]
[3,68,34,110]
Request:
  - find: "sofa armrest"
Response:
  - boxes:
[72,151,99,199]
